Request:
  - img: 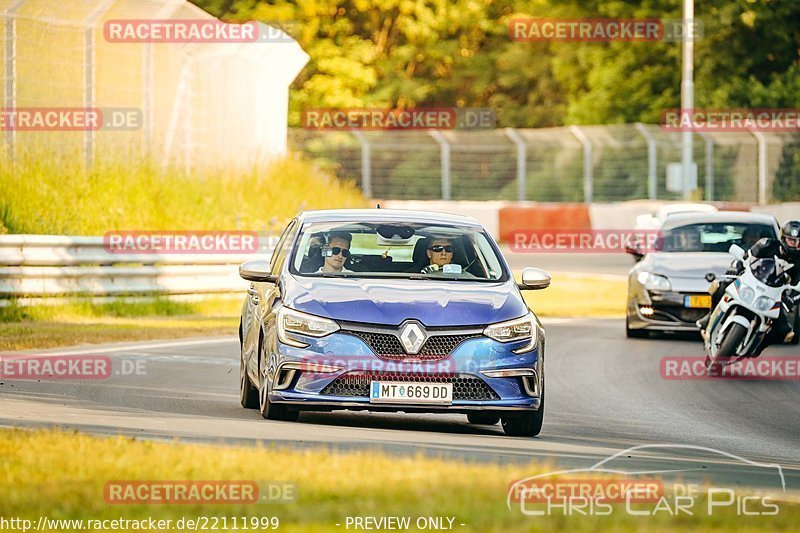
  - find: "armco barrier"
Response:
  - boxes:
[0,235,276,303]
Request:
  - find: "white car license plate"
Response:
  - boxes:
[370,381,453,405]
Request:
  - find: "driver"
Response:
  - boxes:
[316,232,354,274]
[698,220,800,348]
[421,238,455,274]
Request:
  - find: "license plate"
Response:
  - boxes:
[369,381,453,405]
[685,295,711,308]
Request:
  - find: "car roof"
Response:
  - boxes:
[656,203,718,218]
[660,211,779,231]
[297,208,484,227]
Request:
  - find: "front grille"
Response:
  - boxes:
[320,372,499,400]
[342,330,481,361]
[652,305,708,324]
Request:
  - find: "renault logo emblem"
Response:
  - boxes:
[399,321,427,355]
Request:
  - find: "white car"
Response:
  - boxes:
[635,203,719,230]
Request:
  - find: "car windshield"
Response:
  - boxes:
[290,221,508,282]
[658,223,775,253]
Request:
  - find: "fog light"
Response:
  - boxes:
[640,306,654,316]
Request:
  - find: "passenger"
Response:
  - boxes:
[422,238,455,273]
[317,231,354,273]
[299,232,325,273]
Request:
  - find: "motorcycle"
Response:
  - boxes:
[702,244,800,374]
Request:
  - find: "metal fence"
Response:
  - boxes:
[0,234,275,304]
[289,125,800,205]
[1,0,307,170]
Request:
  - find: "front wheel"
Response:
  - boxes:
[789,308,800,345]
[258,344,299,422]
[706,323,747,376]
[467,412,501,425]
[240,344,259,409]
[502,383,544,437]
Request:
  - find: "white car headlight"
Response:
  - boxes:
[277,306,339,348]
[739,286,755,304]
[753,296,774,312]
[637,272,672,291]
[484,312,538,354]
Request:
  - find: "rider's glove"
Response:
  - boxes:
[726,260,744,276]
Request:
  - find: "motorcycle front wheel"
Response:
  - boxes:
[705,323,747,376]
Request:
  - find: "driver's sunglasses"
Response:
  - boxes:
[428,245,454,253]
[324,246,351,257]
[786,236,799,249]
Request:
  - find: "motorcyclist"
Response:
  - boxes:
[697,220,800,348]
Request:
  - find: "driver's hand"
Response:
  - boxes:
[421,264,440,274]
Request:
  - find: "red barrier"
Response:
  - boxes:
[499,203,591,243]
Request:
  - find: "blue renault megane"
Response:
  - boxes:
[238,209,551,437]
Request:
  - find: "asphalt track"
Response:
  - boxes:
[2,318,799,494]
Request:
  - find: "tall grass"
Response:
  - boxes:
[0,151,365,235]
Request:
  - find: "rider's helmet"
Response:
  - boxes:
[780,220,800,259]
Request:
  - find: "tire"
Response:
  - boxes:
[467,412,501,425]
[626,316,648,338]
[240,345,259,409]
[502,382,544,437]
[789,308,800,345]
[258,342,299,422]
[706,323,747,376]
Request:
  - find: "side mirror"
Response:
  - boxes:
[239,259,277,283]
[518,267,551,290]
[625,242,645,262]
[728,244,745,262]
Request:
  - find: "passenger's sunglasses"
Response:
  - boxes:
[428,245,454,253]
[324,246,351,257]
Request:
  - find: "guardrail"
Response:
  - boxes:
[0,235,277,303]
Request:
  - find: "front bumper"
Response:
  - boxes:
[628,289,710,332]
[266,327,543,413]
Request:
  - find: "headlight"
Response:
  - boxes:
[277,306,339,348]
[739,286,755,304]
[637,272,671,291]
[753,296,774,312]
[484,312,537,354]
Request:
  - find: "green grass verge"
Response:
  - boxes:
[0,152,366,235]
[2,428,799,532]
[0,297,240,352]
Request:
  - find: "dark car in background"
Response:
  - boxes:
[626,212,780,337]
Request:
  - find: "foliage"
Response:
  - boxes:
[193,0,800,127]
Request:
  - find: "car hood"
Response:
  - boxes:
[282,275,527,327]
[640,252,735,279]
